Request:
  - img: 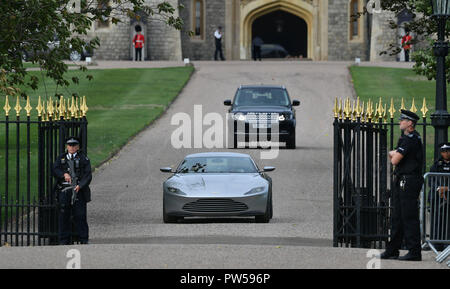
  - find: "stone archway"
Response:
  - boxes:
[241,0,315,60]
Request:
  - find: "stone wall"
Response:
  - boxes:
[327,0,369,61]
[179,0,226,60]
[87,0,182,61]
[370,10,397,61]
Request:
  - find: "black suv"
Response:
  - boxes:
[224,85,300,149]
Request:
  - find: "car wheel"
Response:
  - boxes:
[70,51,82,61]
[286,130,296,149]
[255,196,271,223]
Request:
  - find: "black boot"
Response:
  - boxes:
[379,250,399,259]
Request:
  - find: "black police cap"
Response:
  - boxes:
[440,142,450,151]
[399,109,420,122]
[66,136,80,145]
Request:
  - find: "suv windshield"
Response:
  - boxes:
[177,157,258,173]
[234,88,290,107]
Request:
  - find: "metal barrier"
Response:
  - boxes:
[420,172,450,266]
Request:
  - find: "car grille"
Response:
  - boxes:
[246,113,279,124]
[182,198,249,213]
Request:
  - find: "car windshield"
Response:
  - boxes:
[177,157,258,173]
[234,88,290,107]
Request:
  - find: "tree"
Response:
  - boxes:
[0,0,184,98]
[362,0,450,82]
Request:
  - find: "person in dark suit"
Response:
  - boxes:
[53,136,92,245]
[214,26,225,61]
[252,36,263,61]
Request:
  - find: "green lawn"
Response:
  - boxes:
[0,66,194,204]
[349,65,450,169]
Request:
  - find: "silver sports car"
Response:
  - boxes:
[160,152,275,223]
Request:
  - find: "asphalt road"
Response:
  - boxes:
[1,61,446,269]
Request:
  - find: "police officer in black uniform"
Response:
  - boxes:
[52,136,92,245]
[428,143,450,251]
[380,109,423,261]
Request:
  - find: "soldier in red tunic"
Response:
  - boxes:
[133,25,145,61]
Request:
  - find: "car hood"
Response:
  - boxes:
[231,106,291,114]
[165,173,269,197]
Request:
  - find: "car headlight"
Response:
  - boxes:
[278,115,286,121]
[245,186,266,195]
[167,187,186,195]
[232,113,246,121]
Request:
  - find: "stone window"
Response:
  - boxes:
[349,0,363,42]
[97,0,110,29]
[192,0,205,40]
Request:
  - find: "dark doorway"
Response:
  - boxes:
[252,10,307,58]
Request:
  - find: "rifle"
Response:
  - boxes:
[66,159,79,205]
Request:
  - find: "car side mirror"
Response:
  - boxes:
[292,100,300,106]
[160,167,173,173]
[262,166,275,172]
[224,100,232,106]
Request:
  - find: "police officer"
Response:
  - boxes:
[380,109,423,261]
[52,136,92,245]
[428,143,450,251]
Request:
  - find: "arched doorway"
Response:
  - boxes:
[252,10,307,58]
[240,0,315,60]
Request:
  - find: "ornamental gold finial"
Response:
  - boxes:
[333,97,339,118]
[355,97,361,118]
[400,98,405,110]
[25,95,32,116]
[3,95,11,116]
[383,104,387,121]
[81,96,88,117]
[47,98,54,118]
[338,98,343,120]
[367,99,374,120]
[410,97,417,113]
[421,97,429,118]
[377,97,383,119]
[70,96,76,118]
[389,98,396,119]
[14,95,22,117]
[360,101,366,122]
[344,98,351,119]
[58,96,65,119]
[36,96,43,117]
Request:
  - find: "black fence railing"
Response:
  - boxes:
[333,97,431,248]
[0,95,88,246]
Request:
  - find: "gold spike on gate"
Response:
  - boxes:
[355,97,361,118]
[25,95,32,117]
[389,98,396,119]
[400,98,405,110]
[360,101,365,122]
[421,98,429,118]
[338,98,343,120]
[14,95,22,117]
[70,96,76,118]
[367,99,373,120]
[333,97,339,118]
[47,98,54,119]
[36,96,43,117]
[344,98,352,119]
[58,96,65,119]
[410,97,417,113]
[377,98,383,119]
[3,95,11,116]
[383,104,387,121]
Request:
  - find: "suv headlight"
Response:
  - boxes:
[245,186,266,195]
[278,115,286,121]
[232,113,246,121]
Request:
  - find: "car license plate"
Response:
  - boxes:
[252,123,271,129]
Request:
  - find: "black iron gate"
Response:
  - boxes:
[333,97,430,248]
[0,95,87,246]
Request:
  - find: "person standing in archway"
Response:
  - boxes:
[401,30,412,62]
[252,36,263,61]
[214,26,225,61]
[133,25,145,61]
